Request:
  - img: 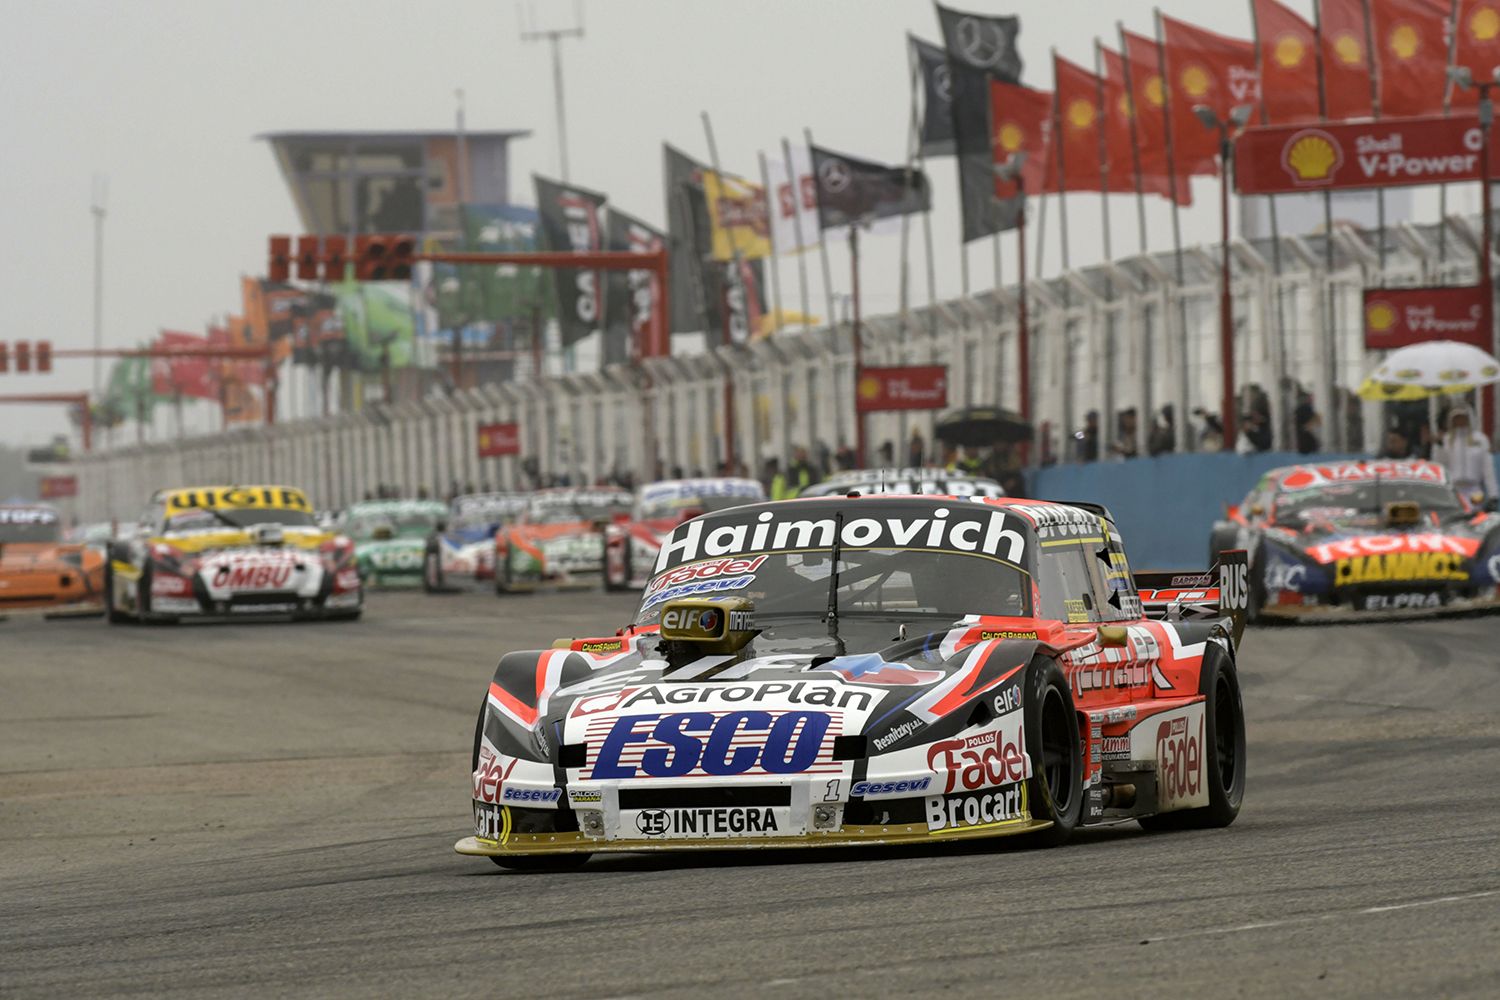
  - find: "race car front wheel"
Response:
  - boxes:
[1139,643,1245,831]
[1021,658,1084,847]
[103,560,131,625]
[423,548,446,593]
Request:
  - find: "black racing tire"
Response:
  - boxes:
[1139,642,1246,832]
[1207,524,1239,571]
[1245,552,1265,625]
[423,547,446,593]
[103,559,132,624]
[1019,658,1085,848]
[495,549,512,595]
[488,853,592,872]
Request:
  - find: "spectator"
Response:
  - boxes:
[876,440,895,467]
[1111,408,1139,459]
[1433,405,1498,503]
[1237,409,1272,453]
[1148,405,1176,456]
[834,443,857,471]
[1073,410,1100,463]
[762,457,781,496]
[1193,407,1224,451]
[787,446,818,494]
[1379,425,1414,460]
[907,429,926,467]
[1295,398,1321,454]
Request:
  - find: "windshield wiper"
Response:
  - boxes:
[824,511,846,656]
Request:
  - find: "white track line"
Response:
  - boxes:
[1141,888,1500,944]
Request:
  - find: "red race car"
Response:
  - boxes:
[604,477,766,591]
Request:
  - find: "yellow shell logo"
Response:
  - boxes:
[1282,130,1343,184]
[1274,34,1306,69]
[857,376,881,400]
[1144,75,1164,107]
[1068,98,1095,130]
[1483,365,1500,377]
[1438,369,1468,382]
[1333,32,1362,66]
[1389,24,1419,61]
[1117,92,1134,119]
[1366,302,1396,331]
[997,122,1025,152]
[1181,64,1211,98]
[1394,368,1422,379]
[1471,6,1500,41]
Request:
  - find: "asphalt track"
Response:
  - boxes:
[3,593,1499,999]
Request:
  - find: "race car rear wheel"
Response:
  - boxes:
[603,538,630,592]
[1021,658,1084,847]
[1139,643,1245,831]
[495,550,512,595]
[103,559,131,625]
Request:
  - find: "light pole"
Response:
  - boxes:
[1448,66,1499,443]
[994,152,1029,424]
[1194,103,1253,451]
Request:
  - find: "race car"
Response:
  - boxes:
[494,487,633,593]
[341,499,449,588]
[1208,458,1500,620]
[105,484,362,623]
[457,494,1249,869]
[799,466,1007,499]
[603,478,766,591]
[0,503,105,616]
[423,492,527,592]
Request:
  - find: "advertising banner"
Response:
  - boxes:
[476,422,521,458]
[535,175,607,350]
[150,331,219,400]
[855,365,949,413]
[605,208,666,364]
[39,476,78,499]
[1235,115,1497,195]
[1362,286,1491,350]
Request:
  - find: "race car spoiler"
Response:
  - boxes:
[1133,549,1249,647]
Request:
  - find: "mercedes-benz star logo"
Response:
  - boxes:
[956,16,1006,69]
[932,64,953,103]
[818,159,852,193]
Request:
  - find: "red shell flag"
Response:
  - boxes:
[1370,0,1450,117]
[1317,0,1375,120]
[1161,14,1261,176]
[1098,46,1158,196]
[1451,1,1500,108]
[989,78,1054,200]
[1052,54,1106,193]
[1121,29,1193,205]
[1252,0,1320,123]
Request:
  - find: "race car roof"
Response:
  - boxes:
[157,485,312,513]
[1270,460,1448,492]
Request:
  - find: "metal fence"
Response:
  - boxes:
[74,215,1494,523]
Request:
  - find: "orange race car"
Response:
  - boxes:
[494,487,633,593]
[0,503,105,616]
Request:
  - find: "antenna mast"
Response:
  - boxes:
[520,0,585,181]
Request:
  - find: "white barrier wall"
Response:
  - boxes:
[74,218,1493,522]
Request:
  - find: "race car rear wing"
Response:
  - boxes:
[1133,549,1249,647]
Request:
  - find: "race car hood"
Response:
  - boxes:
[0,542,86,573]
[488,616,1044,782]
[509,522,603,546]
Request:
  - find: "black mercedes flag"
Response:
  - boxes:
[810,145,930,230]
[604,207,665,366]
[910,35,956,157]
[534,174,607,349]
[935,4,1024,243]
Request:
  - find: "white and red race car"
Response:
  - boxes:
[603,478,766,591]
[423,493,527,592]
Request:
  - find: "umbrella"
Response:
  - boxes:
[1356,340,1500,402]
[933,406,1033,447]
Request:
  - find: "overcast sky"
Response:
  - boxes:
[0,0,1456,446]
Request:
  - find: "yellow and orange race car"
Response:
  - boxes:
[0,503,105,616]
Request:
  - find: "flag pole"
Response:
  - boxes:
[1051,51,1072,278]
[916,108,939,339]
[699,111,740,471]
[1095,39,1117,455]
[802,127,839,332]
[1117,23,1150,255]
[900,36,920,323]
[1439,0,1460,264]
[779,137,814,333]
[1362,0,1387,282]
[1155,8,1192,452]
[1249,0,1292,449]
[1311,1,1341,453]
[757,150,785,336]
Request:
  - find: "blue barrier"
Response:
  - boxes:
[1031,452,1357,569]
[1031,451,1500,568]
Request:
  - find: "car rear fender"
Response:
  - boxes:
[1134,549,1249,650]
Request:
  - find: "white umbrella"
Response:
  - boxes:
[1357,340,1500,402]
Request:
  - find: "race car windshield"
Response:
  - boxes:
[639,492,760,520]
[635,502,1035,624]
[1275,481,1463,521]
[344,509,441,539]
[528,494,631,524]
[0,510,61,543]
[636,548,1030,624]
[165,507,315,531]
